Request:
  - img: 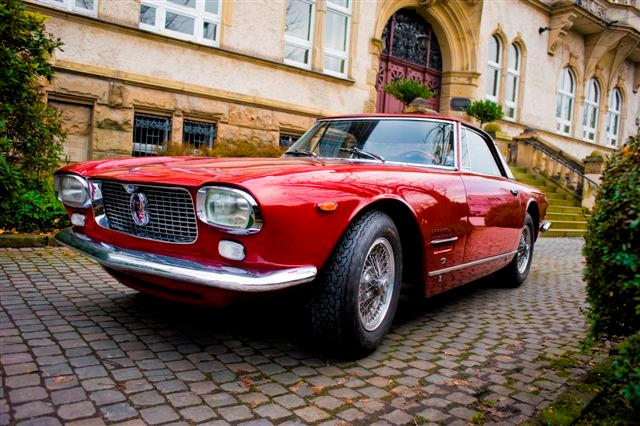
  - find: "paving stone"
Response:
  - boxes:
[179,405,217,422]
[167,391,202,408]
[218,405,253,422]
[9,386,48,404]
[294,406,329,423]
[140,405,179,425]
[416,407,451,422]
[90,389,126,406]
[50,387,86,405]
[100,402,138,422]
[381,409,413,425]
[130,390,165,407]
[57,401,96,421]
[273,393,306,409]
[13,401,55,420]
[254,403,292,420]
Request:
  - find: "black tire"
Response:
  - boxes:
[497,213,535,288]
[309,210,402,358]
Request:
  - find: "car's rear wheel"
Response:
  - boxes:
[309,210,402,358]
[498,213,535,287]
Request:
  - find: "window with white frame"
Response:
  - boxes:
[323,0,352,76]
[582,78,600,142]
[606,88,622,146]
[504,43,521,120]
[35,0,97,16]
[556,67,576,135]
[284,0,316,68]
[486,35,502,101]
[139,0,221,46]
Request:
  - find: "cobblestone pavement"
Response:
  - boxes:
[1,238,589,425]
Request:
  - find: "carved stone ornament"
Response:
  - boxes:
[547,12,578,56]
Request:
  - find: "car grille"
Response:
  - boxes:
[100,181,198,243]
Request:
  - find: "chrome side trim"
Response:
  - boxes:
[55,229,317,292]
[427,250,517,276]
[431,237,458,245]
[540,221,552,233]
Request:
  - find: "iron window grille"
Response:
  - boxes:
[183,120,217,149]
[132,113,172,157]
[279,132,302,148]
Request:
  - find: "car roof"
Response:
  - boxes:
[319,113,483,133]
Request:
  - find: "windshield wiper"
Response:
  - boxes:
[339,147,385,162]
[284,149,317,157]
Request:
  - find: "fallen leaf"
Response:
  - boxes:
[239,375,253,389]
[311,386,324,394]
[53,376,71,384]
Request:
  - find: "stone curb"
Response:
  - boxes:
[0,233,60,248]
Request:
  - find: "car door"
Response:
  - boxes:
[459,126,524,264]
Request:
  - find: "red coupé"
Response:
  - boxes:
[54,114,549,356]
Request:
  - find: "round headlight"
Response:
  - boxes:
[196,187,262,234]
[54,174,90,208]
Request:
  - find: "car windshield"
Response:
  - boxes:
[285,119,456,167]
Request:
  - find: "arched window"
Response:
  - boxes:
[582,78,600,142]
[607,88,622,146]
[556,68,575,135]
[486,35,502,101]
[505,43,521,120]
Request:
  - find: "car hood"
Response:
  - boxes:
[60,156,400,188]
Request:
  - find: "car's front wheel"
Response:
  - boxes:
[309,210,402,358]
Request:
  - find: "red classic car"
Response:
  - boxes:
[54,114,549,356]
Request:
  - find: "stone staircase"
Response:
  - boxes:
[510,166,588,238]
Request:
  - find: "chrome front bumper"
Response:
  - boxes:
[55,229,317,292]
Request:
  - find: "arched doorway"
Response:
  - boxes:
[375,8,443,113]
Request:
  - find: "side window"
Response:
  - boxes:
[461,128,503,177]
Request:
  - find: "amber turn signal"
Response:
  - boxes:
[316,201,338,212]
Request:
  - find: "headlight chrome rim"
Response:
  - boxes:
[54,173,91,208]
[196,186,263,235]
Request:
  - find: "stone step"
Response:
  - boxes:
[547,198,581,207]
[545,192,575,201]
[549,220,588,230]
[545,212,590,222]
[547,205,585,214]
[540,228,585,238]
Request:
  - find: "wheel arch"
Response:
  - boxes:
[350,198,425,289]
[525,199,540,240]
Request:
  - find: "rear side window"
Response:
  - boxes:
[461,128,503,177]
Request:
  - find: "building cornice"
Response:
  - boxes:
[52,60,337,118]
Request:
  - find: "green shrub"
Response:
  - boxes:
[0,184,69,233]
[466,100,503,126]
[584,136,640,339]
[0,0,67,233]
[611,333,640,412]
[159,141,286,158]
[383,78,435,106]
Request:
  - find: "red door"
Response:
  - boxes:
[376,9,443,113]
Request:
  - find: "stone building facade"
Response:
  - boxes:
[27,0,640,162]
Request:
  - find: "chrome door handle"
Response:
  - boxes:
[510,189,519,196]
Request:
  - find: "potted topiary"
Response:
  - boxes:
[384,78,435,108]
[465,100,504,127]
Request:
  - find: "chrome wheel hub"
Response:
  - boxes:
[516,225,531,274]
[358,237,395,331]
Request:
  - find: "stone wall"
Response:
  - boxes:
[46,72,314,161]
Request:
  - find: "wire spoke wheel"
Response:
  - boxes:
[516,225,531,274]
[358,237,395,331]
